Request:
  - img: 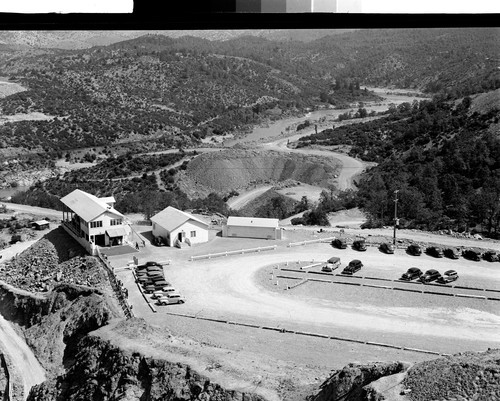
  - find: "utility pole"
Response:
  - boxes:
[393,190,399,245]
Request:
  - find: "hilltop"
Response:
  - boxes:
[0,28,497,158]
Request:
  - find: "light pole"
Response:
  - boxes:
[393,190,399,245]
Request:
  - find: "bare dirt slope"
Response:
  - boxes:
[178,149,341,198]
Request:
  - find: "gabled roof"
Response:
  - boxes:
[226,216,279,228]
[60,189,124,222]
[151,206,209,232]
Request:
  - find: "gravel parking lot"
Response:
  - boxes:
[110,230,500,362]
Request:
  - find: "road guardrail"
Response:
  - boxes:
[189,245,277,261]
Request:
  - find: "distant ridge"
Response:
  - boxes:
[0,30,357,50]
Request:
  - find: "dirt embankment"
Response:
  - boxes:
[28,318,267,401]
[178,149,341,198]
[309,349,500,401]
[309,361,409,401]
[403,349,500,401]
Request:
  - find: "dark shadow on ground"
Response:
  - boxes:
[42,226,86,263]
[100,245,138,257]
[139,230,155,244]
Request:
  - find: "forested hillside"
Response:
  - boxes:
[0,28,497,156]
[299,91,500,236]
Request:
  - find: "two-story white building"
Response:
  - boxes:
[60,189,131,254]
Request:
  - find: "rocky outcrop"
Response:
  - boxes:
[0,281,120,375]
[403,349,500,401]
[0,227,109,293]
[309,361,409,401]
[28,319,266,401]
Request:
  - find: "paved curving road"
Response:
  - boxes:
[0,314,46,399]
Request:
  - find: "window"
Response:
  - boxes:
[110,219,122,226]
[190,231,196,238]
[90,221,103,228]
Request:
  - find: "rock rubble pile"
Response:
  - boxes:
[0,228,108,292]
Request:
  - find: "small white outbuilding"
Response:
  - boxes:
[223,216,282,240]
[151,206,209,247]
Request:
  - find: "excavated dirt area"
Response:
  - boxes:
[178,149,341,198]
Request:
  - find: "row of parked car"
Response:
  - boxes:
[407,244,499,262]
[321,256,363,275]
[400,267,459,284]
[135,262,185,305]
[321,257,458,284]
[331,238,499,262]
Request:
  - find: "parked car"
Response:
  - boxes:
[482,251,499,262]
[148,271,164,278]
[444,247,461,259]
[137,276,154,285]
[157,293,185,305]
[463,248,481,261]
[437,270,459,284]
[151,288,177,299]
[342,259,363,275]
[146,261,161,266]
[326,256,341,269]
[379,242,395,254]
[352,240,367,251]
[332,238,347,249]
[419,269,441,283]
[143,284,156,293]
[426,246,444,258]
[400,267,423,281]
[153,280,170,289]
[406,244,422,256]
[146,265,163,272]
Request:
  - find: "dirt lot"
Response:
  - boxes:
[106,227,500,398]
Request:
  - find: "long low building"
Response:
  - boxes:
[222,216,282,240]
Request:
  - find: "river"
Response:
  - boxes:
[224,87,428,147]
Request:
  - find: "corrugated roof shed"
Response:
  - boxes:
[151,206,209,232]
[226,216,279,228]
[60,189,124,222]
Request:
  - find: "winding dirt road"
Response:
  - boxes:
[0,314,46,399]
[260,133,367,191]
[226,185,273,210]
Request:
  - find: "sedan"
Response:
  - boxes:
[437,270,459,284]
[400,267,422,281]
[332,238,347,249]
[444,248,461,259]
[419,269,441,283]
[157,294,185,305]
[483,251,498,262]
[426,246,444,258]
[380,242,395,254]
